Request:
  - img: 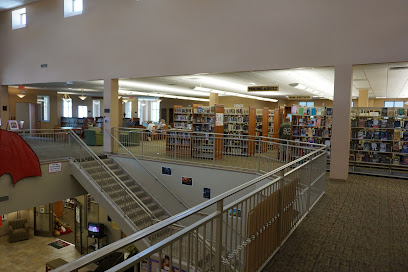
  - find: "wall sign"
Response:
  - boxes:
[104,109,110,113]
[248,86,279,92]
[216,113,224,126]
[48,162,62,173]
[287,95,312,100]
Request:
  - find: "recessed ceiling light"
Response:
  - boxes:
[66,81,74,85]
[249,82,256,85]
[376,96,386,98]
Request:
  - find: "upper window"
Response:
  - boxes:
[63,98,73,117]
[64,0,83,18]
[299,101,315,107]
[12,8,26,29]
[151,101,160,122]
[384,101,404,108]
[78,105,88,118]
[37,96,50,122]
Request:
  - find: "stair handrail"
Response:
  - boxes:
[106,128,190,210]
[68,130,158,221]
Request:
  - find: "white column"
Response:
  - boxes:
[0,85,9,130]
[103,79,119,153]
[330,64,353,181]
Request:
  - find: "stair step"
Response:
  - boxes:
[102,158,114,164]
[125,203,158,217]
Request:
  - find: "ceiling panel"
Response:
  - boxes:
[0,0,40,12]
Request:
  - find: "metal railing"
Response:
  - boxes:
[111,127,325,174]
[54,140,327,272]
[105,129,190,211]
[18,129,157,230]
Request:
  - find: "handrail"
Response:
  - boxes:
[67,130,158,221]
[114,126,327,148]
[106,129,190,210]
[54,145,327,272]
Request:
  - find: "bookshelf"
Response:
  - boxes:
[291,106,332,145]
[268,109,274,137]
[166,129,192,158]
[349,107,408,172]
[173,105,193,130]
[223,107,256,156]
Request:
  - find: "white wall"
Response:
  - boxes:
[1,0,408,85]
[0,162,87,215]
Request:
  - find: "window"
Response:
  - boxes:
[78,105,88,118]
[138,101,145,123]
[124,101,132,118]
[12,8,26,29]
[384,101,404,107]
[63,98,73,117]
[64,0,83,18]
[37,96,50,122]
[299,101,315,107]
[151,101,160,122]
[351,101,354,108]
[92,100,101,118]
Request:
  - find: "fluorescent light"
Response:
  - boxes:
[313,96,319,98]
[194,86,212,92]
[376,96,386,98]
[224,92,238,96]
[210,90,226,94]
[249,83,257,85]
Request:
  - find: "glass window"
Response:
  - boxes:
[351,101,354,108]
[124,101,132,118]
[151,101,160,122]
[384,101,394,107]
[63,98,72,117]
[64,0,83,17]
[92,100,101,118]
[299,101,314,107]
[37,96,50,122]
[12,8,26,29]
[78,105,87,118]
[395,101,404,107]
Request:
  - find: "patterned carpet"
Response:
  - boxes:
[263,174,408,271]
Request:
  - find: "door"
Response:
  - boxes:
[34,204,53,237]
[169,108,174,127]
[74,200,83,254]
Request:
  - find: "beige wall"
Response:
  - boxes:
[353,98,408,108]
[9,87,60,129]
[0,209,34,237]
[218,96,278,109]
[1,0,408,86]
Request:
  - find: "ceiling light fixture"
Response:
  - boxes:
[17,92,26,99]
[118,96,122,99]
[249,83,257,85]
[61,94,71,101]
[376,96,386,98]
[78,89,87,100]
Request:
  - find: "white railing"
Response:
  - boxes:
[111,127,325,174]
[18,129,157,229]
[53,139,327,272]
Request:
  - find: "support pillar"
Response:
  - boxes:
[358,89,369,107]
[330,64,353,181]
[103,79,119,153]
[0,85,9,130]
[209,93,219,106]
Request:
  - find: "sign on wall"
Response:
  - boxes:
[287,95,312,100]
[234,104,244,109]
[248,86,279,92]
[216,113,224,126]
[48,162,62,173]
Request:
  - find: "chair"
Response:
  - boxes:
[8,218,30,243]
[85,127,103,146]
[119,129,141,146]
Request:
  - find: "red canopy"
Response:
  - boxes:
[0,130,42,185]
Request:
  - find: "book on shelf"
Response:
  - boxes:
[403,156,408,165]
[380,131,388,140]
[326,108,333,116]
[291,105,299,115]
[357,131,364,139]
[311,118,316,126]
[398,108,406,116]
[306,108,311,115]
[403,131,408,141]
[380,143,386,152]
[366,119,373,128]
[311,108,317,116]
[301,129,307,137]
[393,156,400,165]
[394,120,401,128]
[402,145,408,153]
[356,153,363,162]
[394,129,401,141]
[316,117,322,126]
[358,119,365,127]
[366,130,373,139]
[380,120,387,128]
[293,128,299,136]
[324,139,331,147]
[298,107,304,115]
[373,131,381,139]
[323,129,330,138]
[372,154,379,163]
[371,142,378,151]
[393,142,401,152]
[373,119,379,128]
[317,108,323,116]
[381,108,388,117]
[363,143,370,151]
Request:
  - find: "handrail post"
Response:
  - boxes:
[257,137,261,173]
[141,131,144,158]
[214,199,224,271]
[277,170,285,247]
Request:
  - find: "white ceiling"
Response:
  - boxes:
[18,62,408,101]
[0,0,39,12]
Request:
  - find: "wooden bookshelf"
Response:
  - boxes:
[268,109,274,137]
[166,129,192,158]
[223,107,250,156]
[173,105,193,130]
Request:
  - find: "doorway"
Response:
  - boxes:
[33,204,53,237]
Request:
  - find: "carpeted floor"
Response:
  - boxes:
[263,174,408,271]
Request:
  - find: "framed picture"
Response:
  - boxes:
[203,188,211,199]
[181,177,192,186]
[161,167,172,176]
[8,120,19,131]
